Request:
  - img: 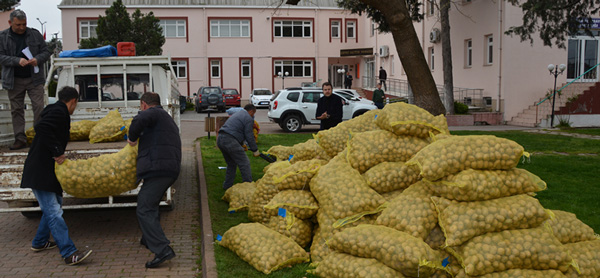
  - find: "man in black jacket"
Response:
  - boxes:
[21,86,92,266]
[128,92,181,268]
[316,82,344,130]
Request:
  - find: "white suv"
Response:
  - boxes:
[268,87,377,132]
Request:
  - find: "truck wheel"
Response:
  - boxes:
[282,115,302,132]
[21,211,42,218]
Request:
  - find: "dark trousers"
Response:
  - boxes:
[137,176,176,255]
[217,133,252,190]
[380,79,387,91]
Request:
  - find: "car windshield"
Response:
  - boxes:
[254,90,272,96]
[335,92,353,100]
[223,89,237,95]
[203,88,221,94]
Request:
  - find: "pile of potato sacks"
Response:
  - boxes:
[220,102,600,277]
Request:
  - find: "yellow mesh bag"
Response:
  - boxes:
[70,120,98,141]
[222,182,256,212]
[55,144,138,198]
[346,130,430,173]
[564,239,600,278]
[546,210,597,244]
[311,252,406,278]
[375,102,449,138]
[406,135,525,181]
[433,194,549,247]
[218,223,309,275]
[26,126,35,144]
[447,226,578,276]
[270,159,324,191]
[363,161,421,194]
[425,168,546,201]
[375,181,438,240]
[265,145,294,161]
[315,109,381,157]
[426,225,446,250]
[380,189,404,201]
[248,161,290,223]
[289,139,331,163]
[327,224,445,277]
[456,269,568,278]
[263,190,319,220]
[89,109,127,143]
[264,214,313,248]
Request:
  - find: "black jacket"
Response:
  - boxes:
[21,101,70,194]
[128,105,181,180]
[316,94,344,130]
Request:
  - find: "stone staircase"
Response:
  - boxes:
[508,82,597,127]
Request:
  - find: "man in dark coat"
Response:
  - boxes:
[316,82,344,130]
[379,66,387,91]
[127,92,181,268]
[20,86,93,266]
[344,71,353,89]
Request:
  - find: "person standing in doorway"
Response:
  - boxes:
[344,71,353,89]
[372,83,385,109]
[128,92,181,268]
[316,82,344,130]
[0,9,51,150]
[379,66,387,91]
[21,86,93,266]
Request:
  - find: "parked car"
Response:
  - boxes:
[250,88,273,108]
[333,89,363,100]
[268,87,377,132]
[222,88,241,107]
[194,86,225,112]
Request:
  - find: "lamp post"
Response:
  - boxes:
[337,68,345,88]
[277,71,289,89]
[548,63,566,128]
[36,18,46,39]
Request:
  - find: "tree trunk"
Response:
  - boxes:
[440,0,455,114]
[361,0,446,115]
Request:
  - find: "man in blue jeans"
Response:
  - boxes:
[20,86,92,265]
[217,104,260,190]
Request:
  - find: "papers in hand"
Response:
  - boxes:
[21,47,39,73]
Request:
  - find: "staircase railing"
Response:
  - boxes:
[534,62,600,124]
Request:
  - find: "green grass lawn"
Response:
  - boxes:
[199,130,600,277]
[553,128,600,136]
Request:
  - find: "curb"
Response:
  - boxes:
[196,141,218,278]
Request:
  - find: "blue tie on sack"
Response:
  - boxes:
[278,208,287,218]
[442,256,450,267]
[216,234,222,242]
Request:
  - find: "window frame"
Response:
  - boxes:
[429,47,435,71]
[209,18,252,40]
[485,34,493,65]
[241,59,251,78]
[159,19,187,39]
[78,18,98,42]
[428,0,436,16]
[273,19,313,40]
[330,19,341,42]
[345,19,358,43]
[171,59,188,79]
[210,60,221,78]
[274,60,313,78]
[465,39,473,68]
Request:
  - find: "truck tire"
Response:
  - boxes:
[282,114,302,132]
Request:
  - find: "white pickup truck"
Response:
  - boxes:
[0,56,182,216]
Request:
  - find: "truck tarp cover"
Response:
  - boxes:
[59,45,117,58]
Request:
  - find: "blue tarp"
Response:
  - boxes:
[59,45,117,58]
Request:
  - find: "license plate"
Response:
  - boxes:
[259,101,269,105]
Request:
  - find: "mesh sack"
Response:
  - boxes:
[546,210,597,244]
[406,135,525,181]
[363,161,421,194]
[222,182,256,212]
[265,145,294,161]
[327,224,445,277]
[375,181,438,240]
[264,190,319,220]
[270,159,324,191]
[346,130,430,173]
[69,120,98,141]
[218,223,309,274]
[425,168,546,201]
[456,269,567,278]
[311,252,406,278]
[248,161,290,223]
[56,144,138,198]
[289,139,331,163]
[315,109,381,157]
[89,109,127,143]
[375,102,449,138]
[426,225,446,250]
[380,189,405,201]
[564,239,600,278]
[264,214,313,248]
[433,194,549,247]
[447,226,577,276]
[26,126,35,144]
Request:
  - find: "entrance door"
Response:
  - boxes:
[365,58,375,88]
[330,65,345,88]
[567,37,599,82]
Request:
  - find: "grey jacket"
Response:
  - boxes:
[218,109,258,152]
[0,27,50,89]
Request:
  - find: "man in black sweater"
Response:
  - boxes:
[316,82,344,130]
[128,92,181,268]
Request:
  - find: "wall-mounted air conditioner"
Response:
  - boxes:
[379,45,389,57]
[430,28,441,43]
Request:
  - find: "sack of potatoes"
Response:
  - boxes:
[545,209,597,244]
[315,109,381,158]
[89,109,127,143]
[263,190,319,220]
[375,102,449,138]
[311,252,404,278]
[563,239,600,278]
[363,161,421,194]
[222,182,256,212]
[70,120,98,141]
[289,139,331,163]
[455,268,569,278]
[264,214,313,248]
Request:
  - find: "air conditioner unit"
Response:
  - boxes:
[429,28,441,43]
[379,45,389,57]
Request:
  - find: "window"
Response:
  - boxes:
[485,35,493,65]
[159,19,186,38]
[391,55,395,75]
[302,92,321,103]
[371,20,376,37]
[211,60,221,78]
[331,20,340,39]
[429,47,435,70]
[80,20,97,39]
[274,20,312,38]
[428,0,436,16]
[75,74,149,102]
[241,60,251,78]
[274,60,313,77]
[347,21,356,38]
[465,39,472,67]
[210,19,250,38]
[171,60,187,78]
[286,92,300,102]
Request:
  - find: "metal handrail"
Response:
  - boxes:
[536,62,600,106]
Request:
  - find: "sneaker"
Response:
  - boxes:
[31,241,57,252]
[64,250,93,266]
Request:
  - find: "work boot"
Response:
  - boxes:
[9,140,26,150]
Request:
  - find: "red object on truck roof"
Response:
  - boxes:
[117,42,136,56]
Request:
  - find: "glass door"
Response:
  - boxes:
[567,37,599,82]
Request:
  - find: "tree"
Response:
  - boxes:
[0,0,19,11]
[47,37,63,57]
[439,0,454,114]
[79,0,164,55]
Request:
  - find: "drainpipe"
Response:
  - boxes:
[497,0,504,118]
[315,8,319,84]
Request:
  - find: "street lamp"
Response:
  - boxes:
[277,71,289,89]
[337,68,345,88]
[548,63,566,128]
[36,18,46,38]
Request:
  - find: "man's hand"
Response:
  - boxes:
[54,154,66,165]
[19,58,28,67]
[253,151,260,157]
[127,138,138,146]
[27,58,38,67]
[317,112,328,120]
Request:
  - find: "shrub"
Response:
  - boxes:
[454,101,469,114]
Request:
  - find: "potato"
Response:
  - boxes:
[316,109,381,157]
[222,182,256,212]
[545,210,597,244]
[312,252,405,278]
[375,102,449,138]
[563,239,600,278]
[89,109,127,143]
[363,161,421,194]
